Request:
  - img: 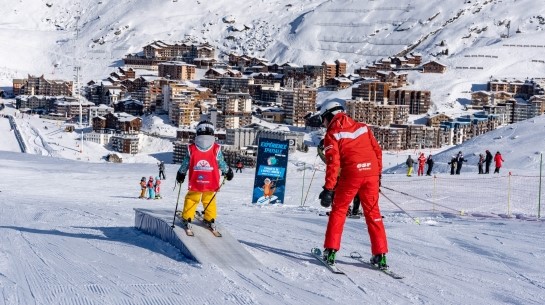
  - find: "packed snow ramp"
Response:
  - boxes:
[134,208,261,270]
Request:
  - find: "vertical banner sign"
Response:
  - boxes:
[252,138,289,204]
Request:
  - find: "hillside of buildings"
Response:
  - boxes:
[1,0,545,165]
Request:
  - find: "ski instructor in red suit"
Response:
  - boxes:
[318,100,389,269]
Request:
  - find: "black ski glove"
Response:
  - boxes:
[319,187,335,208]
[176,171,185,184]
[223,167,234,181]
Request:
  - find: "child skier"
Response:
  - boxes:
[139,177,146,199]
[147,176,155,200]
[154,177,162,199]
[175,120,234,230]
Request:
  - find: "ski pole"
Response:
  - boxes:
[381,185,463,215]
[202,176,227,216]
[380,189,420,225]
[302,155,319,207]
[171,182,183,228]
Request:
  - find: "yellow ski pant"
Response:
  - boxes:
[181,191,217,222]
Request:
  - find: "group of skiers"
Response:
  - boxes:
[404,150,505,176]
[139,176,162,200]
[406,153,435,176]
[478,150,504,174]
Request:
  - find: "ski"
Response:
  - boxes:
[195,211,222,237]
[318,211,361,219]
[175,212,194,236]
[349,251,404,279]
[310,247,345,274]
[183,226,194,236]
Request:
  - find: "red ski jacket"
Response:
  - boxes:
[418,154,426,166]
[323,112,382,190]
[494,153,504,167]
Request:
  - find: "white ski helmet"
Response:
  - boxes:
[196,120,215,136]
[319,100,344,122]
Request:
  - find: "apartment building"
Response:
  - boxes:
[200,76,252,94]
[13,75,73,96]
[158,61,196,81]
[345,98,409,126]
[54,97,95,119]
[281,87,317,127]
[352,80,392,103]
[215,92,252,129]
[388,89,431,114]
[371,125,407,151]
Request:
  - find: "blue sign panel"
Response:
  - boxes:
[252,138,289,204]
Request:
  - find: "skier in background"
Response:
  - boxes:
[478,154,485,174]
[158,161,166,180]
[235,159,244,173]
[494,151,505,173]
[485,150,493,174]
[317,101,388,269]
[139,177,146,199]
[147,176,155,200]
[406,155,414,177]
[417,153,426,176]
[448,156,457,175]
[154,177,161,199]
[455,151,467,175]
[175,120,234,230]
[426,154,434,176]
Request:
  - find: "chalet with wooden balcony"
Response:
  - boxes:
[376,71,408,88]
[113,97,144,116]
[426,113,453,128]
[324,77,353,91]
[421,60,447,73]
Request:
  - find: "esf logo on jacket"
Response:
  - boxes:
[357,162,372,171]
[194,160,214,171]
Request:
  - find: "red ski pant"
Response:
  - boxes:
[418,164,425,176]
[324,175,388,255]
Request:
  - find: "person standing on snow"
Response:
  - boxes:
[154,177,162,199]
[406,155,414,177]
[455,151,467,175]
[139,177,146,199]
[426,154,434,176]
[147,176,155,200]
[235,159,244,173]
[478,154,485,174]
[448,156,457,175]
[484,150,493,174]
[158,161,166,180]
[175,120,234,230]
[417,153,426,176]
[494,151,504,173]
[318,101,388,269]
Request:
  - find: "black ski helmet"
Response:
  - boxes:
[196,120,215,136]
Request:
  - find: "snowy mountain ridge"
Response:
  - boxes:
[1,0,545,116]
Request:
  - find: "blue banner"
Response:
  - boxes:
[252,138,289,204]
